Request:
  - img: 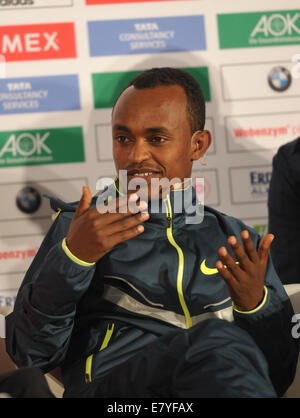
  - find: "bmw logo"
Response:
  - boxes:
[16,186,41,214]
[268,66,292,92]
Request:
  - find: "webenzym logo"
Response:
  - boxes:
[0,22,76,62]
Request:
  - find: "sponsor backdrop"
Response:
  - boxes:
[0,0,299,306]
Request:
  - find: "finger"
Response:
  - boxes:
[216,260,237,285]
[73,186,92,220]
[103,211,150,236]
[227,235,251,271]
[97,193,146,215]
[240,230,259,264]
[93,199,148,228]
[218,246,242,278]
[258,234,274,265]
[96,194,132,214]
[107,223,145,248]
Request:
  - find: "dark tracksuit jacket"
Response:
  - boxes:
[5,184,299,397]
[268,136,300,284]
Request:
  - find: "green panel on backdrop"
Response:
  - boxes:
[92,67,211,109]
[218,10,300,49]
[0,126,85,168]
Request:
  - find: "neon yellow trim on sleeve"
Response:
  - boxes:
[61,238,95,267]
[232,286,268,314]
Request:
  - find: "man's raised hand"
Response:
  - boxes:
[66,186,149,263]
[216,230,274,311]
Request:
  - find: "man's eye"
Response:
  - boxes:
[115,136,129,143]
[150,137,165,143]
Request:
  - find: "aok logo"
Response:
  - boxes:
[0,22,76,62]
[250,13,300,38]
[0,132,51,158]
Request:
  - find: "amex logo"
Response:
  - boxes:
[0,22,76,62]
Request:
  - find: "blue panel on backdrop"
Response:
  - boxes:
[0,75,81,115]
[88,15,206,56]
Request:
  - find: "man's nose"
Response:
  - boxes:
[128,139,150,163]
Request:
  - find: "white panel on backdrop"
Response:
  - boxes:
[0,0,73,9]
[95,123,112,162]
[204,117,215,155]
[0,234,43,276]
[0,178,87,237]
[225,112,300,153]
[229,165,272,204]
[221,61,300,101]
[0,218,52,238]
[192,168,220,207]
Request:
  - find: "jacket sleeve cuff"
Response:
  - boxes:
[232,286,268,314]
[62,237,96,267]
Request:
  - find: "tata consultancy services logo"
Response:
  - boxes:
[88,16,206,57]
[268,66,292,92]
[16,186,41,214]
[218,10,300,49]
[0,127,85,167]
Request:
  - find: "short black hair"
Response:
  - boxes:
[117,67,206,133]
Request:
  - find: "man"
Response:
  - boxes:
[6,68,299,398]
[268,136,300,284]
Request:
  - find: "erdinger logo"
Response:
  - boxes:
[249,170,271,199]
[16,186,41,214]
[0,0,33,5]
[268,67,292,92]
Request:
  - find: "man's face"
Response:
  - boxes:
[112,84,207,200]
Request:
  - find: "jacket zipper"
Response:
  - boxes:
[163,195,192,329]
[85,322,115,383]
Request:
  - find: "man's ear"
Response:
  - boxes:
[190,130,212,161]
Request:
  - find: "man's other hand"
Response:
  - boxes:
[216,230,274,311]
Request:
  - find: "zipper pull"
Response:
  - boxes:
[167,215,171,228]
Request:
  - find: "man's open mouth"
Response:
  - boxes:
[127,170,162,179]
[131,172,157,177]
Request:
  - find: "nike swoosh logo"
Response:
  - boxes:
[200,258,239,276]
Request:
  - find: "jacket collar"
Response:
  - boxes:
[112,177,202,229]
[45,178,203,230]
